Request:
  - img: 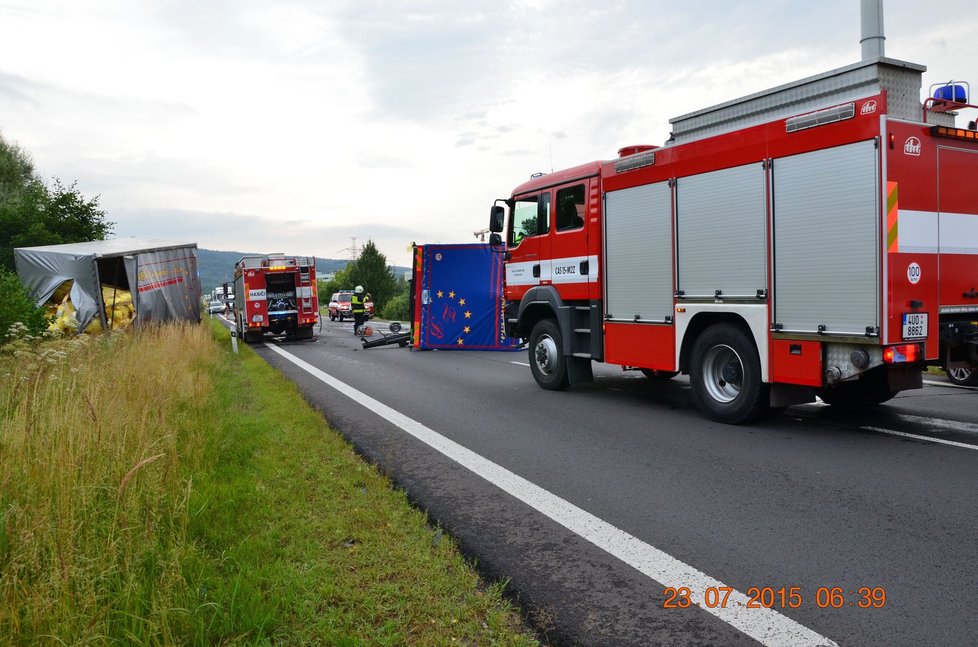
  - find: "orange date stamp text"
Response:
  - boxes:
[662,586,887,610]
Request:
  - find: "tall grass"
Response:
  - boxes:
[0,322,541,645]
[0,324,211,644]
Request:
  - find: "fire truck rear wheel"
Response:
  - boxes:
[529,318,570,391]
[690,323,769,424]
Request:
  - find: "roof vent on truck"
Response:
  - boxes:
[785,103,856,133]
[614,146,658,174]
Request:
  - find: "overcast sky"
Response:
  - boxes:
[2,1,976,267]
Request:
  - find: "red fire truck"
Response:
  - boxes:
[232,254,319,343]
[489,57,978,423]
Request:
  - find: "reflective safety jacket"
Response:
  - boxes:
[351,293,365,313]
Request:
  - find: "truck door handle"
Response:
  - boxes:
[532,264,540,278]
[965,288,978,299]
[579,260,589,276]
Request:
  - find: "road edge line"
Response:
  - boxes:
[265,342,838,647]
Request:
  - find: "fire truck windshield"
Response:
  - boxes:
[510,194,550,245]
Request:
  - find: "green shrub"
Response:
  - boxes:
[380,292,410,321]
[0,268,49,339]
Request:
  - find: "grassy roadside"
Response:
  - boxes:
[0,320,541,645]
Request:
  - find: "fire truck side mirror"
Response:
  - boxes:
[489,232,503,248]
[489,205,505,233]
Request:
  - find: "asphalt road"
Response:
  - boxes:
[222,314,978,647]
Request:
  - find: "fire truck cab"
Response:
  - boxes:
[490,57,978,423]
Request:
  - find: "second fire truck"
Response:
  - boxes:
[233,254,319,343]
[489,54,978,423]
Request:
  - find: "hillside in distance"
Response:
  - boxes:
[196,249,408,293]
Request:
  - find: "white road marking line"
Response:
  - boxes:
[510,361,531,367]
[893,413,978,435]
[861,427,978,451]
[922,379,977,391]
[265,343,837,647]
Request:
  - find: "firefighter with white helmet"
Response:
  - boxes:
[352,285,367,335]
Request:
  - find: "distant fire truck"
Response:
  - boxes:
[232,254,319,343]
[489,52,978,423]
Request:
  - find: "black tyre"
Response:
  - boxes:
[690,324,769,424]
[946,367,978,386]
[641,368,678,380]
[528,319,569,391]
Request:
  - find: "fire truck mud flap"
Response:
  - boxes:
[817,363,921,408]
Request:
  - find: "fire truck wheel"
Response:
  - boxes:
[641,369,678,379]
[946,366,978,386]
[529,318,570,391]
[690,324,769,424]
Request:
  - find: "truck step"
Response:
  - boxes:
[572,352,592,358]
[573,328,590,334]
[574,306,590,311]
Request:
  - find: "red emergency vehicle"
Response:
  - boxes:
[232,254,319,343]
[489,57,978,423]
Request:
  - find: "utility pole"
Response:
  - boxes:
[336,236,359,260]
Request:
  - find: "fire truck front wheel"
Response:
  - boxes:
[529,319,570,391]
[690,324,769,424]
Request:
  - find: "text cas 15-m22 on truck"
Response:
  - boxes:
[488,56,978,423]
[232,254,319,342]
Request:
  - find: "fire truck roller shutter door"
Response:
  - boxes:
[772,140,880,335]
[676,163,767,300]
[604,181,673,323]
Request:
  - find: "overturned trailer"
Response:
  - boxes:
[14,238,203,331]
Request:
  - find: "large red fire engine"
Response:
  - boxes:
[489,56,978,423]
[232,254,319,343]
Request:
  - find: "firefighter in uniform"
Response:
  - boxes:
[352,285,367,335]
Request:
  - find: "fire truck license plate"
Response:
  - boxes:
[902,313,927,339]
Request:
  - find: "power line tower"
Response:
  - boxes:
[336,236,359,261]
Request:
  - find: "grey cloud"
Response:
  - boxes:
[331,1,508,120]
[109,206,426,265]
[59,150,253,205]
[0,71,42,108]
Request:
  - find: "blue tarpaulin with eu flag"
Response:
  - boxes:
[414,243,521,351]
